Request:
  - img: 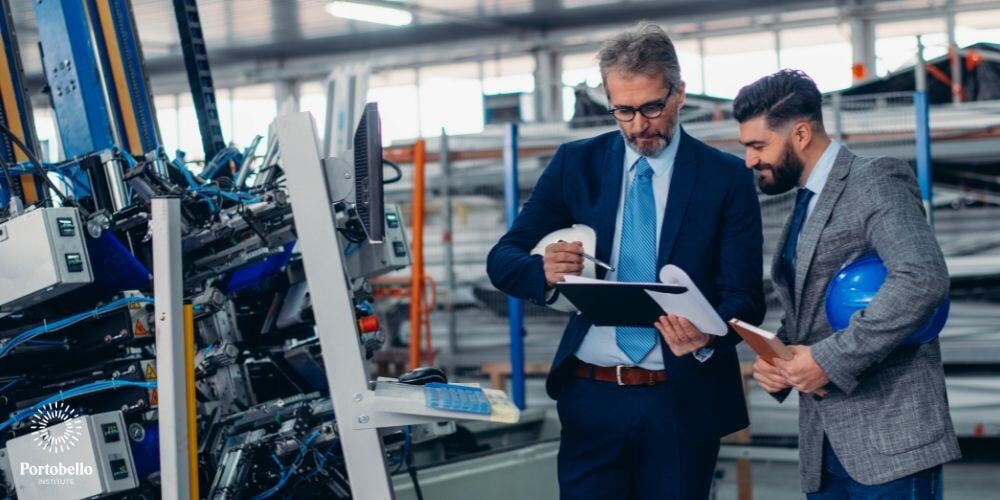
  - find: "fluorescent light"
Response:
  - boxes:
[325,1,413,27]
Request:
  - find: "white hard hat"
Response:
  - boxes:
[530,224,597,312]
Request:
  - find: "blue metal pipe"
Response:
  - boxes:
[914,90,934,226]
[503,123,526,410]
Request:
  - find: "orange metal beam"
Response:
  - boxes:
[409,140,426,369]
[384,145,557,165]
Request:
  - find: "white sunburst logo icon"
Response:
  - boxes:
[29,402,83,454]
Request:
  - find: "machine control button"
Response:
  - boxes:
[102,422,121,443]
[109,458,129,480]
[65,253,84,272]
[57,217,75,236]
[393,241,406,257]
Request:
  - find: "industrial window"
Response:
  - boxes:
[299,81,328,140]
[874,19,948,77]
[780,25,853,92]
[368,69,419,145]
[703,32,778,98]
[674,39,704,96]
[955,9,1000,46]
[230,84,277,151]
[561,51,602,122]
[418,62,485,138]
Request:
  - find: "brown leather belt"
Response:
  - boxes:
[573,359,667,386]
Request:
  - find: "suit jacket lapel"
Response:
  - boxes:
[793,147,855,312]
[771,197,794,318]
[595,135,625,280]
[656,130,697,270]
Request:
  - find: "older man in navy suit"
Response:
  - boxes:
[487,23,766,500]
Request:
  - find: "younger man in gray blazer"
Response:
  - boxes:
[735,69,960,498]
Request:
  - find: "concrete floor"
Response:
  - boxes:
[712,460,1000,500]
[440,378,1000,499]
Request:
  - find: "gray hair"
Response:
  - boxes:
[598,22,681,90]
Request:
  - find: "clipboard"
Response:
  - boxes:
[554,279,687,327]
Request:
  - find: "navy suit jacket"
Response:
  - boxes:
[487,129,765,439]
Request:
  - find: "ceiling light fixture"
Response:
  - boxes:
[325,1,413,27]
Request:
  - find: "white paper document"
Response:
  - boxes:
[645,265,728,335]
[561,275,661,287]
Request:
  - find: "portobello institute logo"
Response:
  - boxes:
[29,402,82,454]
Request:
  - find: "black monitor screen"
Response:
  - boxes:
[354,102,384,243]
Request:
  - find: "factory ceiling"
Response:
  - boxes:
[6,0,996,91]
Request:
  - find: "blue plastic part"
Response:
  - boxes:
[424,383,492,415]
[129,423,160,478]
[914,91,934,226]
[503,122,526,410]
[226,242,295,294]
[87,231,152,293]
[825,255,949,345]
[33,0,117,158]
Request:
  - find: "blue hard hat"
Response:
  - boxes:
[825,255,949,345]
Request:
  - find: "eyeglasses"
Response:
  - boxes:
[607,86,674,122]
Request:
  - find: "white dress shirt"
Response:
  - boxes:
[803,140,842,220]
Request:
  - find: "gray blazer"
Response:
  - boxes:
[770,145,961,493]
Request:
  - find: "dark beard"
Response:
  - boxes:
[621,128,673,157]
[756,143,804,195]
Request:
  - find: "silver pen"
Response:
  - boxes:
[558,240,616,272]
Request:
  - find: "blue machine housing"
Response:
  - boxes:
[33,0,118,159]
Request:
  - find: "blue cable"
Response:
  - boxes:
[0,297,154,359]
[251,430,322,499]
[203,147,238,180]
[24,340,67,346]
[173,158,262,204]
[0,377,25,396]
[10,162,93,198]
[0,379,157,432]
[388,426,411,467]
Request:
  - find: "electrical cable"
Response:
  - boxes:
[404,425,423,500]
[0,296,154,360]
[251,430,322,499]
[390,426,411,473]
[383,159,402,184]
[0,122,72,206]
[0,155,17,205]
[337,227,367,244]
[173,158,262,204]
[0,379,157,432]
[0,377,25,396]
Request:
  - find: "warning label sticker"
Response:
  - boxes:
[142,360,157,381]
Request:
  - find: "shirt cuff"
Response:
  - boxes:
[693,347,715,363]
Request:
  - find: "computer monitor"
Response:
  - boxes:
[353,102,384,243]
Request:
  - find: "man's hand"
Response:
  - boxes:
[752,356,792,393]
[654,315,711,357]
[773,345,829,394]
[543,241,583,287]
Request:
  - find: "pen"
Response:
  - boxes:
[558,240,616,272]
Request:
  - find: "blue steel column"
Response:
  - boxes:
[503,123,526,409]
[33,0,116,158]
[914,36,934,225]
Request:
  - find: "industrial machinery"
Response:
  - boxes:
[0,1,518,499]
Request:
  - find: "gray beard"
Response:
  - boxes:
[622,130,672,157]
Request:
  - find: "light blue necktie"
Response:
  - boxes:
[616,157,659,364]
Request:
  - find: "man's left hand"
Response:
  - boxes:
[773,345,829,394]
[655,315,711,357]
